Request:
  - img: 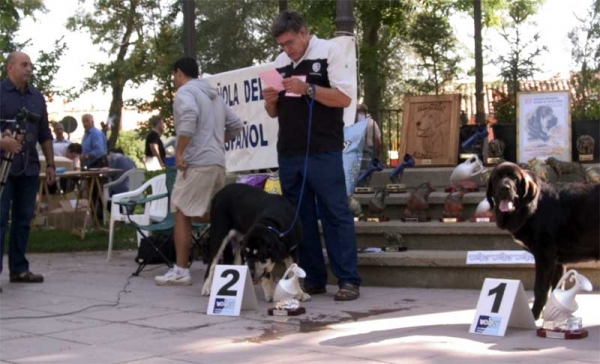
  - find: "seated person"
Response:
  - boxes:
[66,143,82,171]
[107,147,136,196]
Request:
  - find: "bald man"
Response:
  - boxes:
[0,51,55,288]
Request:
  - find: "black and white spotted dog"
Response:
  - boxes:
[201,183,310,302]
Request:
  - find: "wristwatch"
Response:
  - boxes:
[305,84,315,98]
[46,164,55,169]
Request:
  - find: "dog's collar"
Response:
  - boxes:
[263,225,298,251]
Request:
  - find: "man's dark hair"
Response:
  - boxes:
[67,143,82,154]
[172,57,199,78]
[149,115,162,128]
[271,11,306,38]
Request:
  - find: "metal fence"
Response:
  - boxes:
[368,109,402,166]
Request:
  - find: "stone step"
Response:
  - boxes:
[366,167,489,190]
[353,191,488,220]
[341,250,600,290]
[352,221,515,251]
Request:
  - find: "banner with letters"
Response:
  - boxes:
[205,36,357,173]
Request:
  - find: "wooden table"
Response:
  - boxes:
[39,168,122,231]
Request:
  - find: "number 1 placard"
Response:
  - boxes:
[207,265,258,316]
[469,278,536,336]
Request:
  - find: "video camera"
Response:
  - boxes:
[0,107,41,125]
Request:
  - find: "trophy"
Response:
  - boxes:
[470,198,494,223]
[459,124,488,162]
[402,182,434,222]
[576,135,595,163]
[363,188,390,222]
[446,155,485,192]
[354,158,384,194]
[268,264,307,316]
[388,153,415,194]
[486,139,505,165]
[537,269,592,340]
[440,191,465,223]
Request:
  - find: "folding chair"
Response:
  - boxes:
[117,166,210,276]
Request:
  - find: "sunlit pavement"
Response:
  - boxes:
[1,251,598,363]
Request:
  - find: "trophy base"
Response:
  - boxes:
[268,307,306,317]
[354,187,373,194]
[445,186,479,193]
[401,217,431,223]
[439,217,464,223]
[460,153,478,160]
[469,216,494,223]
[536,328,588,340]
[578,154,594,162]
[361,216,390,222]
[486,157,503,165]
[386,184,407,194]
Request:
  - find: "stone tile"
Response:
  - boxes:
[2,315,108,335]
[127,311,240,331]
[0,335,88,362]
[169,340,308,364]
[76,305,180,323]
[48,322,165,345]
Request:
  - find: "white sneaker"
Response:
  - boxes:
[155,266,192,286]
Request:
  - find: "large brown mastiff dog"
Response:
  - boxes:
[486,162,599,319]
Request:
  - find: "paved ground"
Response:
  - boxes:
[0,251,598,364]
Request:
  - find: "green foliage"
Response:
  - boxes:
[408,1,461,95]
[488,0,546,123]
[569,0,600,120]
[30,37,69,102]
[67,0,169,148]
[0,0,68,101]
[114,130,145,168]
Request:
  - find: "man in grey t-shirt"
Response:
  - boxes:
[155,57,242,286]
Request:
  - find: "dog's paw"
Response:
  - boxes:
[201,281,211,296]
[296,292,311,302]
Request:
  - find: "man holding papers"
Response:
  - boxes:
[262,11,361,301]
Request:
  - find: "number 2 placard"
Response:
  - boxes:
[469,278,536,336]
[207,265,258,316]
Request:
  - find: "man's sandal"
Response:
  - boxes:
[334,283,360,301]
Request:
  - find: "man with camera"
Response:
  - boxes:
[0,51,56,291]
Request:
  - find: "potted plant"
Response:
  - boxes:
[490,89,517,163]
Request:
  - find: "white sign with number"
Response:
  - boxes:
[469,278,536,336]
[207,265,258,316]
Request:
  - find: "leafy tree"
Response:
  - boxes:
[569,0,600,120]
[67,0,169,148]
[0,0,67,101]
[355,0,414,114]
[488,0,546,122]
[408,1,461,95]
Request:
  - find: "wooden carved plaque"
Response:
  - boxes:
[399,94,461,167]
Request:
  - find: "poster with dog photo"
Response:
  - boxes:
[517,91,571,163]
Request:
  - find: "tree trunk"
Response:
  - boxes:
[107,82,124,149]
[362,16,382,117]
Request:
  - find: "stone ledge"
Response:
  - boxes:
[354,221,509,235]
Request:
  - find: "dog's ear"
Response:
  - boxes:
[486,169,496,209]
[519,170,539,205]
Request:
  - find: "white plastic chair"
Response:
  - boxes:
[103,168,147,225]
[107,173,167,261]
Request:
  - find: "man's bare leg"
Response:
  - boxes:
[175,209,192,268]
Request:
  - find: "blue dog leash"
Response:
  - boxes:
[267,87,315,238]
